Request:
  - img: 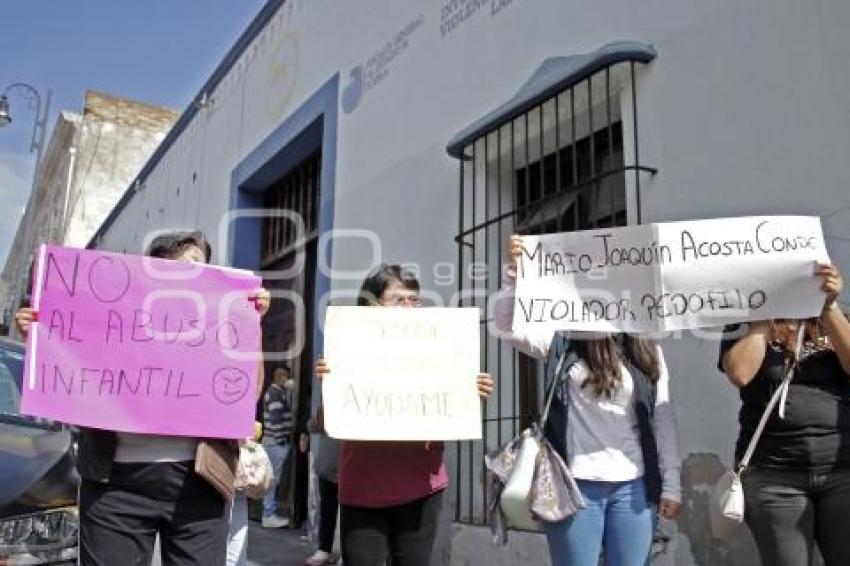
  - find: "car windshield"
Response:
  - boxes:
[0,344,24,416]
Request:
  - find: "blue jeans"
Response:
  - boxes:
[262,442,291,518]
[543,478,655,566]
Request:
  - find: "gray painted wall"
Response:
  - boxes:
[94,1,850,564]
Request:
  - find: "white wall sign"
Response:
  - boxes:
[322,306,482,441]
[514,215,830,333]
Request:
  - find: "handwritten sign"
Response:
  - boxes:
[21,245,261,438]
[514,216,830,333]
[322,306,482,441]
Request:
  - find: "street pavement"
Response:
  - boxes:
[246,521,315,566]
[151,520,316,566]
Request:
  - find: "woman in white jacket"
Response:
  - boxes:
[495,235,681,566]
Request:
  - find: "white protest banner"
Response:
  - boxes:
[514,215,830,333]
[322,306,481,441]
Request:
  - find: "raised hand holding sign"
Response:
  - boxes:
[514,215,831,333]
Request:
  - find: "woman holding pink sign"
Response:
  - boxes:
[16,230,270,566]
[314,264,495,566]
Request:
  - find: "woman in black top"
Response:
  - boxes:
[719,263,850,565]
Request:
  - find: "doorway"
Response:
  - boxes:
[259,152,321,526]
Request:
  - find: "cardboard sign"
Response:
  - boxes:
[322,306,482,441]
[21,245,262,439]
[514,216,830,333]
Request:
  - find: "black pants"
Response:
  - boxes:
[79,461,227,566]
[743,466,850,566]
[340,490,443,566]
[318,477,339,553]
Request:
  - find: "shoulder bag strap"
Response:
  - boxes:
[738,324,805,472]
[539,342,576,429]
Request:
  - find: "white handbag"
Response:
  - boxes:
[498,349,575,531]
[710,325,804,539]
[499,429,543,531]
[710,469,745,539]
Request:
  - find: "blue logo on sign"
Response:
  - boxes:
[341,66,364,114]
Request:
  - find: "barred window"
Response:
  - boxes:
[261,151,321,267]
[447,42,658,525]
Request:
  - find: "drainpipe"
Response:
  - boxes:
[61,145,78,243]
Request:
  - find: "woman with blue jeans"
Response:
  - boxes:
[495,235,681,566]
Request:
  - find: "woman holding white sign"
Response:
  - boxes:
[315,264,494,566]
[719,263,850,566]
[494,235,681,566]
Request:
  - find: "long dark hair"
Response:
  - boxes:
[574,334,660,397]
[357,264,420,306]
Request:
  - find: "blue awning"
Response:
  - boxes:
[446,41,656,159]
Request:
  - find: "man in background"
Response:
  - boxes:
[261,364,294,528]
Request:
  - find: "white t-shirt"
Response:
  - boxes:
[564,353,680,503]
[114,432,197,463]
[495,274,682,502]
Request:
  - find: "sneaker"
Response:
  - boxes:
[261,515,289,528]
[305,550,339,565]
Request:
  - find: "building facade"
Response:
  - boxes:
[87,1,850,564]
[0,91,177,336]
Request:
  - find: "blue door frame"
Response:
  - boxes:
[227,74,339,407]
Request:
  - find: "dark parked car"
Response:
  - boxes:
[0,337,78,565]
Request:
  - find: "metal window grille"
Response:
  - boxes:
[451,61,657,525]
[261,151,321,267]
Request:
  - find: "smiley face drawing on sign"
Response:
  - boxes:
[212,367,251,405]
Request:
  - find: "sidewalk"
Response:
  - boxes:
[247,521,316,566]
[150,521,316,566]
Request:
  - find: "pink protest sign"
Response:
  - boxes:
[21,244,262,439]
